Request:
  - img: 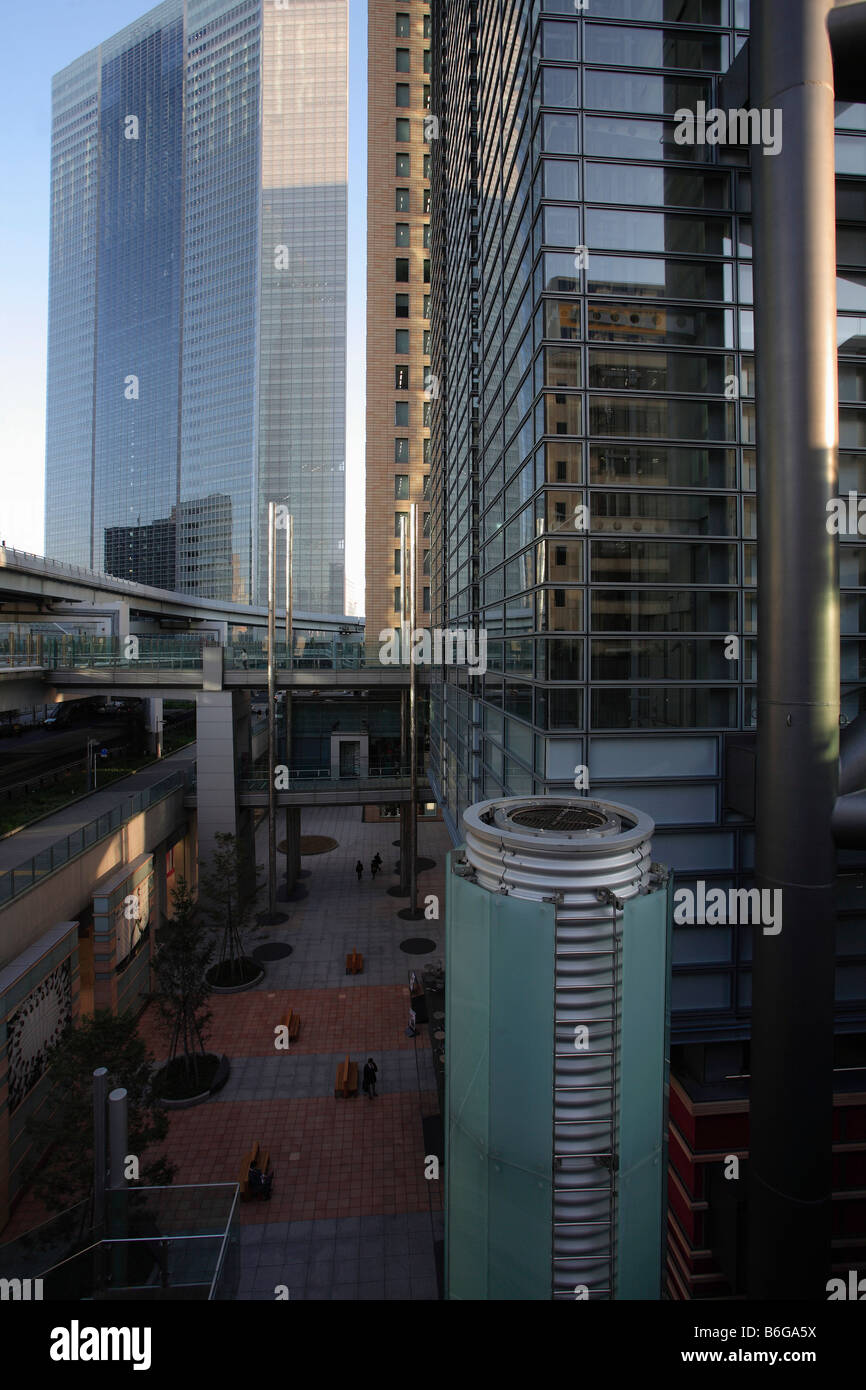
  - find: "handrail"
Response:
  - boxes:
[0,768,190,908]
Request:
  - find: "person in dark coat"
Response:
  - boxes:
[355,860,364,882]
[362,1058,378,1099]
[372,852,383,874]
[370,856,380,880]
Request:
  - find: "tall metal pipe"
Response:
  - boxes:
[92,1067,107,1231]
[409,502,418,915]
[285,513,293,773]
[267,501,278,920]
[749,0,838,1299]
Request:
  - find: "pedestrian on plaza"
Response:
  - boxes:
[372,852,382,874]
[362,1057,378,1099]
[355,860,364,882]
[370,855,380,880]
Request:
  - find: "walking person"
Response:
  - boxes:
[355,859,364,883]
[372,852,382,875]
[362,1057,378,1099]
[370,856,380,880]
[240,646,249,670]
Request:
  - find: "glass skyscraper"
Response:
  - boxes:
[429,0,866,1038]
[45,0,348,611]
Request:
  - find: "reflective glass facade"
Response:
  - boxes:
[429,0,866,1036]
[46,0,347,611]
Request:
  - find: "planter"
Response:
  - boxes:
[153,1053,229,1108]
[205,957,265,993]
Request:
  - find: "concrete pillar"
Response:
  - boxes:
[144,697,163,757]
[194,691,242,875]
[749,0,838,1299]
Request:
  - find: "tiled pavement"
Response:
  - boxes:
[238,1211,445,1301]
[210,1047,437,1102]
[158,806,450,1300]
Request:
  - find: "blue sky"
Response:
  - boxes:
[0,0,367,604]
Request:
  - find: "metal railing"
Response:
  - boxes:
[0,768,189,907]
[237,764,414,793]
[0,634,422,674]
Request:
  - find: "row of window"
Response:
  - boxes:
[393,436,432,462]
[395,293,430,318]
[396,187,431,213]
[395,474,431,500]
[395,48,431,75]
[395,153,430,178]
[395,222,431,247]
[395,13,431,40]
[395,328,432,353]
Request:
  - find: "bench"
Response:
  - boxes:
[334,1053,358,1098]
[239,1141,272,1201]
[279,1009,301,1042]
[345,951,364,975]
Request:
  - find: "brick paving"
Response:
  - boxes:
[2,805,450,1298]
[160,805,449,1299]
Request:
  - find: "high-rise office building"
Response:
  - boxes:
[45,0,348,612]
[429,0,866,1039]
[366,0,433,640]
[430,0,866,1294]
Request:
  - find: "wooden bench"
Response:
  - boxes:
[334,1053,358,1098]
[345,951,364,975]
[279,1009,301,1042]
[239,1141,272,1201]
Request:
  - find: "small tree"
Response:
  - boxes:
[150,876,214,1092]
[24,1010,175,1219]
[199,831,264,986]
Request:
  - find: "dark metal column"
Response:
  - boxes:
[749,0,838,1298]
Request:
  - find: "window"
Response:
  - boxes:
[396,13,410,37]
[396,84,411,108]
[396,153,410,176]
[396,48,410,72]
[396,118,410,141]
[423,85,431,109]
[423,329,431,353]
[396,293,409,318]
[396,223,410,246]
[423,474,431,500]
[423,293,430,318]
[423,261,430,284]
[555,589,566,608]
[423,224,431,248]
[396,188,410,212]
[395,438,410,463]
[395,364,409,389]
[395,476,410,500]
[395,401,409,426]
[395,512,407,537]
[424,153,431,178]
[396,258,409,282]
[423,511,431,537]
[396,329,409,353]
[394,587,402,612]
[423,549,431,576]
[423,188,431,214]
[394,550,402,575]
[423,587,431,612]
[423,14,431,38]
[423,50,431,74]
[423,401,432,427]
[423,437,431,463]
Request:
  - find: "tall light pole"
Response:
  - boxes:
[261,502,287,926]
[408,502,418,917]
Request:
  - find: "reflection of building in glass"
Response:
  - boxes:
[46,0,347,611]
[103,494,234,598]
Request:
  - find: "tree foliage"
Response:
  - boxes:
[198,831,264,986]
[150,876,214,1090]
[24,1010,175,1218]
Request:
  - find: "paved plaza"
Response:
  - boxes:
[161,804,449,1299]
